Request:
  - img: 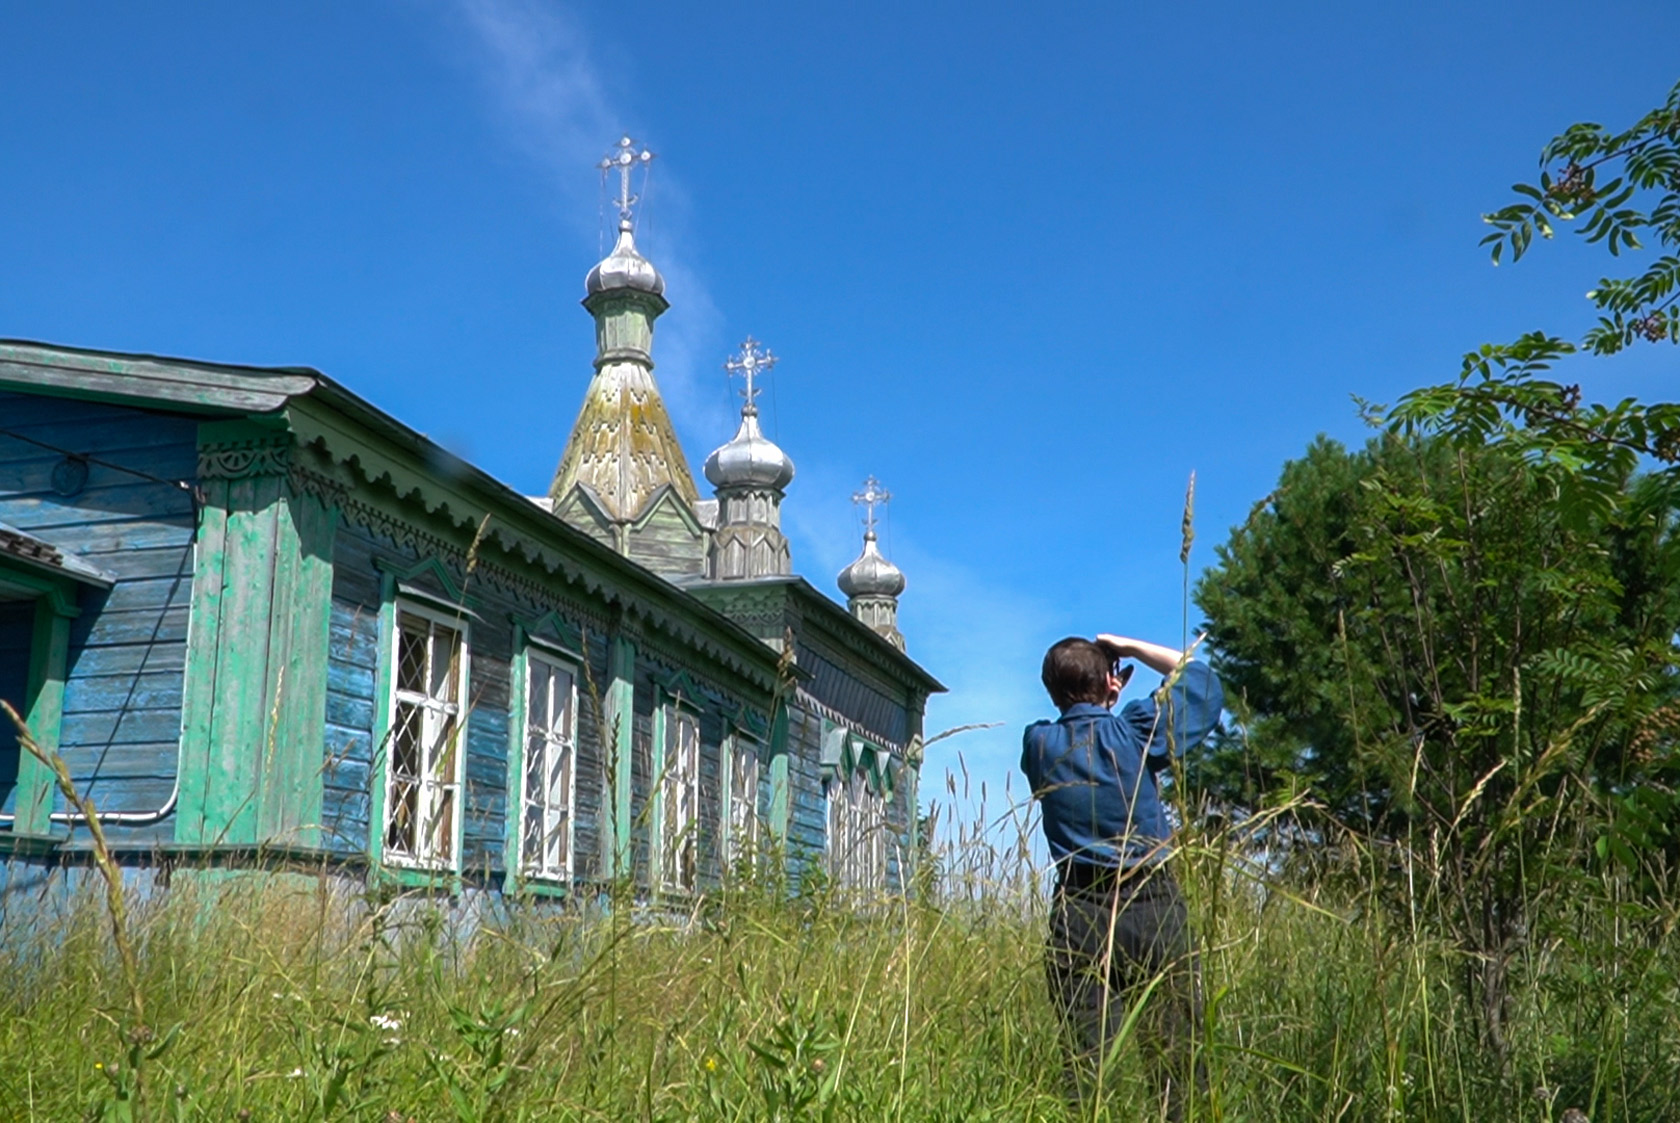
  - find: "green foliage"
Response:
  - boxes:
[1195,79,1680,1055]
[1194,432,1680,1052]
[1196,436,1680,835]
[1391,80,1680,519]
[1476,79,1680,347]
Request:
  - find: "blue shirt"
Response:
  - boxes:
[1021,662,1224,870]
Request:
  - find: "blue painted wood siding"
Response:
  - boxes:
[0,393,196,845]
[322,597,377,855]
[784,703,828,883]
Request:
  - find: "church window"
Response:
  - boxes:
[382,603,468,870]
[827,743,888,894]
[660,705,701,891]
[518,651,576,882]
[724,732,760,867]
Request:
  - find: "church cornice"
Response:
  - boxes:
[278,388,779,699]
[686,576,944,698]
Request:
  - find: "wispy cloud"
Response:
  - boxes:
[441,0,733,446]
[447,0,611,201]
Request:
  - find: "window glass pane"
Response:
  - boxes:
[431,623,460,703]
[396,618,427,695]
[391,704,422,780]
[553,744,572,868]
[525,732,545,798]
[387,780,417,854]
[434,713,459,780]
[522,803,543,866]
[386,607,470,868]
[553,669,574,737]
[553,805,570,868]
[429,787,455,858]
[528,660,550,731]
[519,654,577,879]
[0,599,35,798]
[557,736,577,806]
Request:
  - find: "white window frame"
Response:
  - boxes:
[518,649,578,882]
[724,732,761,867]
[660,705,701,892]
[382,601,469,871]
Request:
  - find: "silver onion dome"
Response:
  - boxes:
[585,220,665,297]
[703,408,795,491]
[838,530,906,599]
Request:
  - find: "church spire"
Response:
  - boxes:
[837,476,906,649]
[550,137,705,576]
[704,337,795,580]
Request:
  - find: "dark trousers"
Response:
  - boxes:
[1046,865,1202,1115]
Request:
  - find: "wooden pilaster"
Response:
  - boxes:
[606,631,637,879]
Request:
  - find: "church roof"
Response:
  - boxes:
[683,574,945,697]
[548,358,700,517]
[0,337,783,692]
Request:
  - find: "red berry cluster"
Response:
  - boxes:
[1639,312,1669,343]
[1549,163,1595,203]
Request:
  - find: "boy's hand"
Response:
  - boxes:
[1093,634,1184,677]
[1095,634,1142,661]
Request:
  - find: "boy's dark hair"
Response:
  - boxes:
[1041,637,1113,711]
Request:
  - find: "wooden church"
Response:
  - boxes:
[0,138,941,906]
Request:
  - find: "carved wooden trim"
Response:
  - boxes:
[197,436,291,480]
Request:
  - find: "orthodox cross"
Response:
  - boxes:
[724,336,777,411]
[600,135,655,225]
[852,475,891,536]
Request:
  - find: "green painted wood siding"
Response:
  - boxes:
[784,704,828,882]
[175,420,334,849]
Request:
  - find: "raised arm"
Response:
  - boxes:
[1099,635,1224,760]
[1094,634,1185,676]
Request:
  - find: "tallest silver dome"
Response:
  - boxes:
[585,220,665,297]
[704,407,795,491]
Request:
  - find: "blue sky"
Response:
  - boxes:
[4,2,1677,838]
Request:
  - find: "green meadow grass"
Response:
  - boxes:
[2,817,1674,1123]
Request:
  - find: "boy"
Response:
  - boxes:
[1021,633,1224,1114]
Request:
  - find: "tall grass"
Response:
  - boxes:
[4,485,1676,1122]
[1,800,1675,1122]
